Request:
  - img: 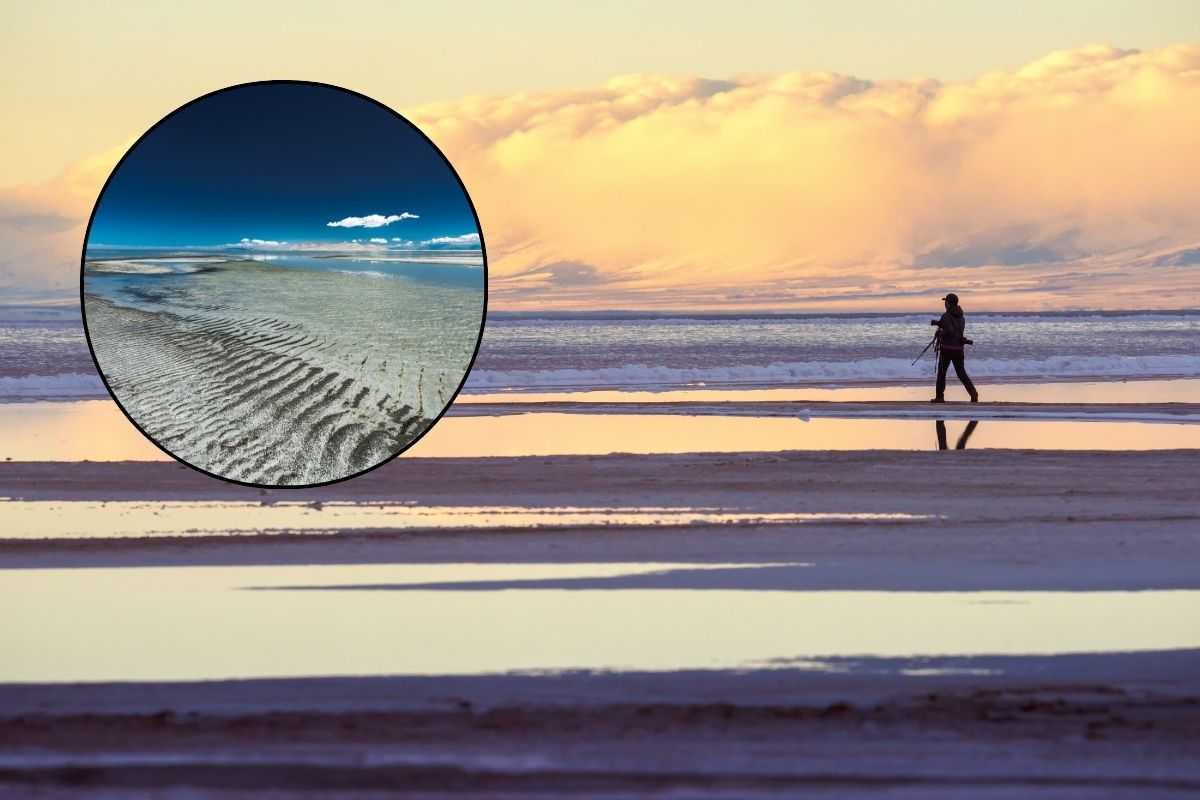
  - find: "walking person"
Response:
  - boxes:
[930,293,979,403]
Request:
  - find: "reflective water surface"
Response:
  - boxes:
[3,400,1200,461]
[3,563,1197,682]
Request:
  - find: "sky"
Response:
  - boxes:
[3,2,1200,309]
[86,83,478,250]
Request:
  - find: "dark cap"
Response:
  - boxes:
[942,293,959,305]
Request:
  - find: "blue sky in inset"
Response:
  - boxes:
[87,83,479,249]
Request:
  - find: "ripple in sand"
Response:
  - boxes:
[83,261,481,485]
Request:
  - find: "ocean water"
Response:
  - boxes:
[467,311,1200,392]
[2,307,1198,400]
[0,313,100,398]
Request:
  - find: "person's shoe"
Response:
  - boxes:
[929,397,945,403]
[970,392,980,403]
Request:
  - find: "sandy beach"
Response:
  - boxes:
[3,448,1198,796]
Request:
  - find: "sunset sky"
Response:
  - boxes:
[4,2,1200,310]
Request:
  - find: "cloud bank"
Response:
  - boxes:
[401,43,1200,309]
[5,44,1200,310]
[325,212,419,229]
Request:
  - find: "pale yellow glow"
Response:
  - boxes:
[2,563,1197,681]
[4,399,1200,463]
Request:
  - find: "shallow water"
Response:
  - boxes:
[3,400,1200,461]
[422,414,1200,454]
[0,501,928,540]
[3,562,1197,681]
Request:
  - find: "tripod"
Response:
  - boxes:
[912,332,940,367]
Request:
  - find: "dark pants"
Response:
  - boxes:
[936,349,977,400]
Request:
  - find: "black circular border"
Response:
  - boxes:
[79,79,489,490]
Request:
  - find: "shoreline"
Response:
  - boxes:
[4,447,1198,499]
[449,399,1200,422]
[2,450,1197,580]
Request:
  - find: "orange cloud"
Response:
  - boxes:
[404,44,1200,309]
[0,141,128,297]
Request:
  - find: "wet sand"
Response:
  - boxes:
[2,449,1198,796]
[3,652,1199,797]
[2,450,1198,577]
[452,398,1200,421]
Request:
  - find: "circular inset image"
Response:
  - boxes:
[81,81,486,487]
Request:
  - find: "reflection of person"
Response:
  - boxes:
[930,293,979,403]
[935,419,980,450]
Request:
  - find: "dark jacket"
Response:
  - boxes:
[936,306,967,352]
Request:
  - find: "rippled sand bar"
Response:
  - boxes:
[84,260,482,484]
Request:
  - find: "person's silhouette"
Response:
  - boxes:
[935,419,980,450]
[930,293,979,403]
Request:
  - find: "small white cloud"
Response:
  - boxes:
[235,237,287,248]
[326,212,419,228]
[221,239,417,253]
[422,232,481,247]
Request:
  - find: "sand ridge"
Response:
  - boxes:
[85,298,444,484]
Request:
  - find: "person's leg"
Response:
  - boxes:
[956,419,979,449]
[935,419,948,449]
[934,352,950,400]
[951,352,978,401]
